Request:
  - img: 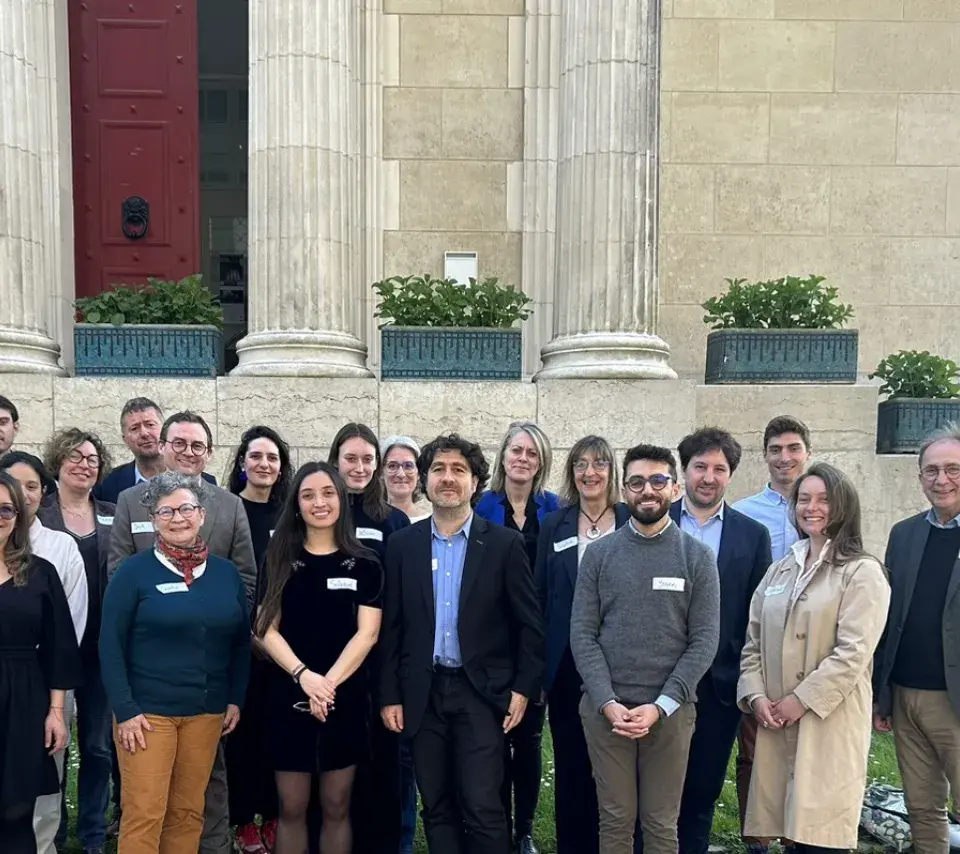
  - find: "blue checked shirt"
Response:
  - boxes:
[431,514,472,667]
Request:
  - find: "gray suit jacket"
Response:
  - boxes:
[107,480,257,609]
[874,511,960,717]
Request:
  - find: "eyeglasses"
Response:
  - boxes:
[574,459,611,473]
[67,450,101,468]
[293,700,335,713]
[921,464,960,482]
[625,474,673,493]
[0,504,18,520]
[167,439,209,455]
[386,461,417,473]
[153,503,200,521]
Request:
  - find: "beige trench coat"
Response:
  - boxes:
[736,545,890,848]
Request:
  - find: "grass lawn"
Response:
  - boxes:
[62,729,902,854]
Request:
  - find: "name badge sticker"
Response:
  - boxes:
[131,521,154,535]
[765,583,788,597]
[432,558,439,572]
[97,514,114,526]
[328,577,358,591]
[554,536,578,553]
[652,577,685,592]
[269,529,275,538]
[356,527,383,542]
[156,582,189,594]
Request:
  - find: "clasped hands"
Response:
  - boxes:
[751,693,806,729]
[300,669,337,721]
[603,702,661,739]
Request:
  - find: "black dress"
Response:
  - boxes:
[0,556,82,808]
[266,549,383,773]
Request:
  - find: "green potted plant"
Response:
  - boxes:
[701,275,857,384]
[373,275,533,380]
[74,274,222,377]
[870,350,960,454]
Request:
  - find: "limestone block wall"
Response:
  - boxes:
[2,373,926,556]
[658,0,960,380]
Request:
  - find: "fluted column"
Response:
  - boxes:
[535,0,674,380]
[233,0,373,377]
[0,0,67,376]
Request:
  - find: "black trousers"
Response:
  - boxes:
[793,845,848,854]
[502,698,545,841]
[351,715,401,854]
[412,668,509,854]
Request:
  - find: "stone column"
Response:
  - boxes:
[535,0,674,380]
[232,0,373,377]
[0,0,67,376]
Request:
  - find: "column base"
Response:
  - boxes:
[0,327,67,376]
[535,331,677,380]
[230,330,374,378]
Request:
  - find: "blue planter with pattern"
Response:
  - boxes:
[74,324,219,377]
[876,398,960,454]
[381,327,522,380]
[704,328,858,384]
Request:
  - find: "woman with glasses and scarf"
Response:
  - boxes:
[99,472,251,854]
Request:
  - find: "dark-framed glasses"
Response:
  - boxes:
[921,464,960,483]
[625,474,673,493]
[67,450,101,468]
[574,459,611,473]
[168,438,209,455]
[385,461,417,473]
[0,504,18,521]
[154,503,200,521]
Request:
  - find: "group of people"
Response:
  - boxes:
[0,391,957,854]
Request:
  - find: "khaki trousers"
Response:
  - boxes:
[115,713,223,854]
[581,696,696,854]
[893,686,960,854]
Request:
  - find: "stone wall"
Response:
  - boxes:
[3,373,926,556]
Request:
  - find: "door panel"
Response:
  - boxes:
[70,0,199,298]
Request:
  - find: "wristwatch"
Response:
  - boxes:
[654,703,667,720]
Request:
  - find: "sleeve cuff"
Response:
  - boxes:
[655,694,680,717]
[599,697,619,713]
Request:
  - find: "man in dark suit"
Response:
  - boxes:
[380,432,545,854]
[874,425,960,854]
[668,428,772,854]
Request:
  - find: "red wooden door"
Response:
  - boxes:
[69,0,199,298]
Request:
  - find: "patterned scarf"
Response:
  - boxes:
[155,534,209,586]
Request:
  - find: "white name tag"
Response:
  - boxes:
[269,529,275,537]
[653,577,685,592]
[765,583,788,597]
[328,577,358,591]
[156,582,189,594]
[554,536,578,553]
[97,515,114,526]
[131,521,154,534]
[356,527,383,542]
[432,558,438,572]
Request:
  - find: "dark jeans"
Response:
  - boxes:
[412,668,508,854]
[502,699,545,842]
[400,735,418,851]
[74,662,115,848]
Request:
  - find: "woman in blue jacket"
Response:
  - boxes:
[475,420,557,854]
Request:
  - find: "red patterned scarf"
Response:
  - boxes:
[155,535,209,586]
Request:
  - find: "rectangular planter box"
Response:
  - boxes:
[876,398,960,454]
[74,324,219,377]
[704,328,858,384]
[381,327,522,380]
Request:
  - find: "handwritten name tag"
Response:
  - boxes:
[328,577,358,591]
[554,536,578,553]
[356,527,383,542]
[131,521,154,534]
[97,515,114,526]
[652,577,685,592]
[765,583,788,597]
[156,582,189,594]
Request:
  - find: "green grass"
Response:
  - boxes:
[62,730,901,854]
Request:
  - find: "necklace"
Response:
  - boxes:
[580,506,610,540]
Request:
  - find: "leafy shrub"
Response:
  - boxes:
[372,275,532,329]
[870,350,960,400]
[701,275,854,331]
[75,275,223,330]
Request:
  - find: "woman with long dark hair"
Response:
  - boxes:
[226,425,293,854]
[258,462,383,854]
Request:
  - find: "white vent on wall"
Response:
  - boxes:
[444,251,478,285]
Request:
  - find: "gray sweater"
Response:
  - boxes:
[570,520,720,711]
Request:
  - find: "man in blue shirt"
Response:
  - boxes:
[380,433,545,854]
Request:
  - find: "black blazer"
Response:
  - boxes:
[874,512,960,718]
[94,460,216,505]
[536,503,632,692]
[669,500,772,705]
[379,515,545,736]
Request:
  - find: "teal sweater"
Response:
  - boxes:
[99,549,251,723]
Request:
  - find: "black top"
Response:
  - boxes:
[892,525,960,691]
[241,496,281,585]
[69,531,101,657]
[501,494,540,570]
[348,493,410,566]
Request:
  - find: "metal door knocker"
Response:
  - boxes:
[121,196,149,240]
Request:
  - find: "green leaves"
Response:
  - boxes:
[74,275,224,331]
[869,350,960,400]
[701,275,854,331]
[372,275,532,329]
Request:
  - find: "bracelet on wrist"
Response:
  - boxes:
[292,664,307,684]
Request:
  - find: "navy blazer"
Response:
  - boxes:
[536,502,632,692]
[95,460,217,505]
[474,489,561,526]
[669,500,772,705]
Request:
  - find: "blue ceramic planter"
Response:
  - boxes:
[74,324,219,377]
[876,398,960,454]
[704,328,858,384]
[381,327,522,380]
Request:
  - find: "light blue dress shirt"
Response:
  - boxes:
[927,508,960,528]
[733,484,798,562]
[679,497,724,559]
[431,514,472,668]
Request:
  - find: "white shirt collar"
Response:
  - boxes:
[154,549,207,580]
[789,537,832,567]
[628,517,673,539]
